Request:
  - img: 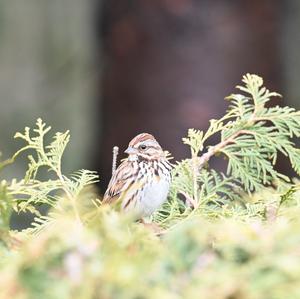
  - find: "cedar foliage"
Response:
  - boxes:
[1,74,300,299]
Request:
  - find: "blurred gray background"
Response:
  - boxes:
[0,1,300,192]
[0,0,97,179]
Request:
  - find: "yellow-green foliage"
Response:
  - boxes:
[2,203,300,299]
[1,74,300,299]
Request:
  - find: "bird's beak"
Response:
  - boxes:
[125,146,136,155]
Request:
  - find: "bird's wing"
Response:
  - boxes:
[102,160,138,205]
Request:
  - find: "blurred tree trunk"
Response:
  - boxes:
[95,0,281,190]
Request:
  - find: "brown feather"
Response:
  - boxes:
[103,160,138,204]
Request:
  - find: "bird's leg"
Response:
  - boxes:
[139,217,163,235]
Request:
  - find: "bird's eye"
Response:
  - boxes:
[139,144,147,150]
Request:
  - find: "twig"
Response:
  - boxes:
[177,129,254,214]
[0,157,15,171]
[112,146,119,175]
[179,190,197,208]
[198,129,254,170]
[191,154,199,205]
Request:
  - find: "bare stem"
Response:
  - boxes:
[198,129,253,170]
[0,157,15,171]
[179,190,196,209]
[192,153,199,205]
[112,146,119,175]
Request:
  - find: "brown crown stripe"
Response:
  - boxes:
[129,133,156,146]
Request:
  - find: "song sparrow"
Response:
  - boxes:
[103,133,172,218]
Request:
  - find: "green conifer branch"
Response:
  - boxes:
[156,74,300,228]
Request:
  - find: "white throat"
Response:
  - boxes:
[127,154,138,162]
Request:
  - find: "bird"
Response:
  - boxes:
[103,133,172,219]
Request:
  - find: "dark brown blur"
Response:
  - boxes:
[95,0,283,190]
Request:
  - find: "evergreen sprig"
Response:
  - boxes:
[7,118,99,229]
[156,74,300,226]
